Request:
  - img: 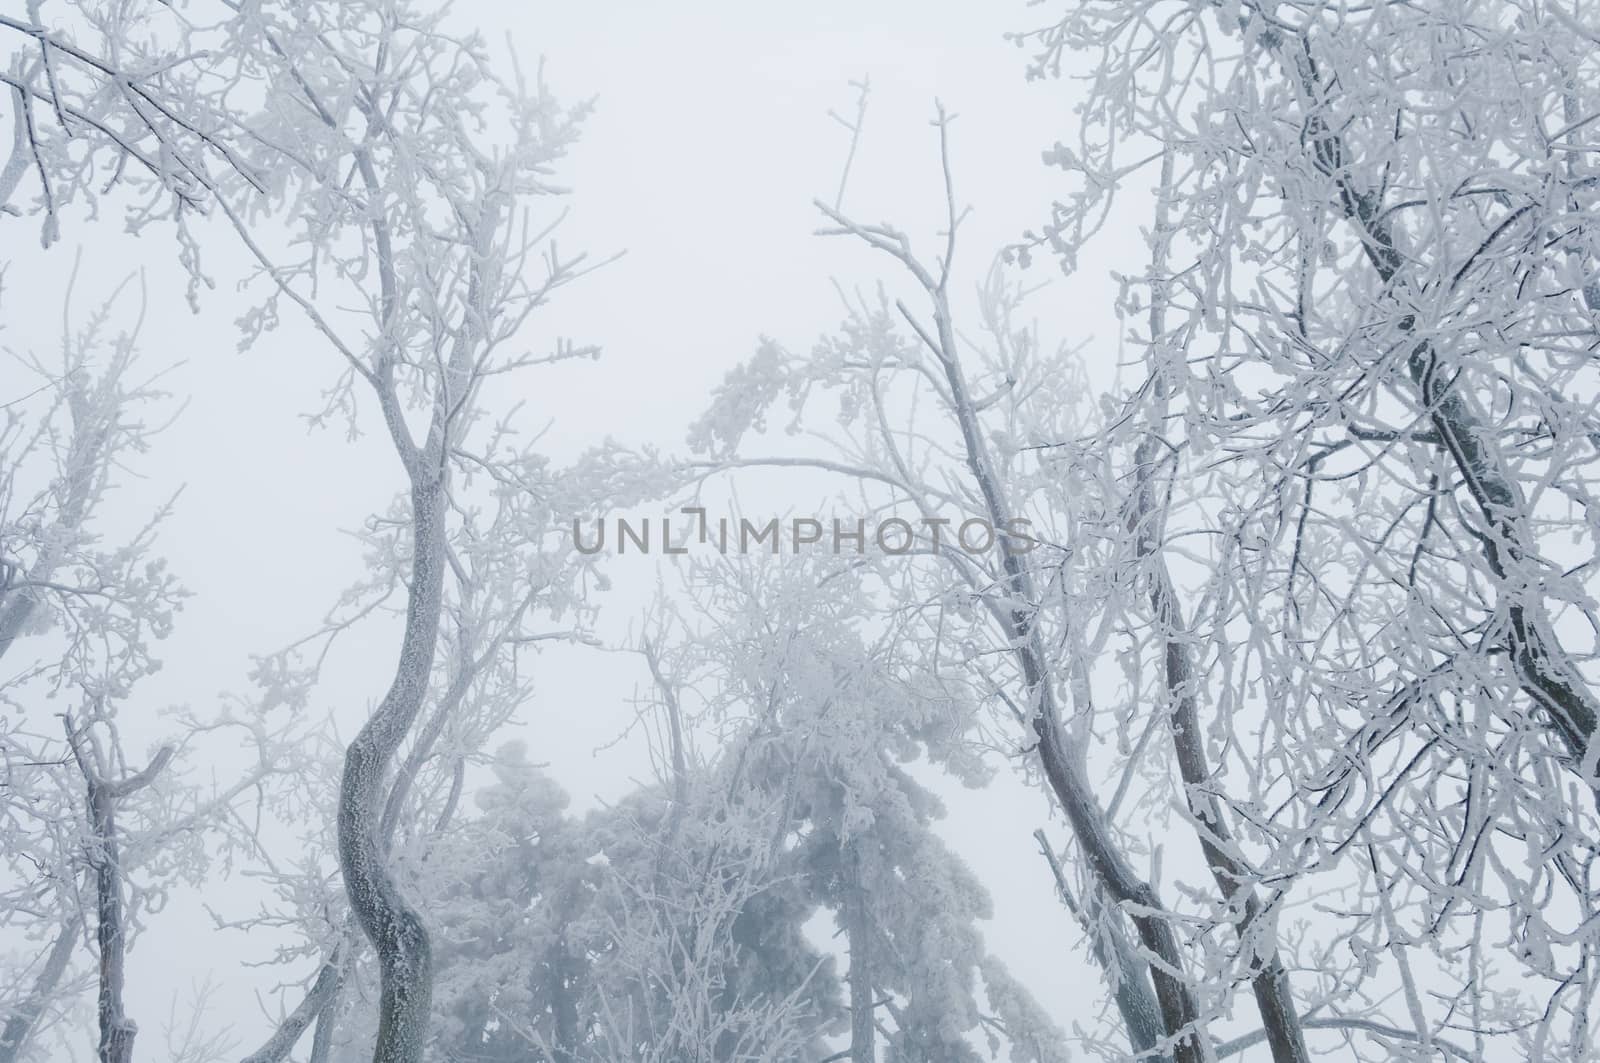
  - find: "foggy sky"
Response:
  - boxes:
[1,2,1136,1051]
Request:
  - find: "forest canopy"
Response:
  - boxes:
[2,2,1599,1062]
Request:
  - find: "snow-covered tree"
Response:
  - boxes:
[0,282,290,1063]
[633,555,1070,1062]
[687,98,1219,1056]
[200,4,629,1059]
[1006,1,1600,1057]
[9,3,1598,1061]
[419,738,836,1063]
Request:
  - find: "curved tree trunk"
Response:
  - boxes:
[245,634,481,1063]
[336,473,448,1063]
[336,186,494,1057]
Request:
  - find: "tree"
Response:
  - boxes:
[0,289,291,1061]
[330,695,838,1063]
[12,2,1599,1060]
[405,550,1071,1063]
[689,103,1221,1058]
[0,284,177,1061]
[0,13,312,1048]
[633,555,1070,1063]
[63,718,172,1063]
[202,4,620,1058]
[1008,0,1600,1056]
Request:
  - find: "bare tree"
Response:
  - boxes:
[0,280,181,1061]
[690,104,1219,1060]
[63,713,172,1063]
[201,4,612,1058]
[1009,0,1600,1055]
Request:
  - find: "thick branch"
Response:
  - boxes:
[1288,39,1600,782]
[0,913,79,1063]
[65,725,171,1063]
[1035,829,1169,1062]
[1126,145,1309,1060]
[238,945,346,1063]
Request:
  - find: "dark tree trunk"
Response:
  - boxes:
[845,846,875,1063]
[89,783,135,1063]
[550,934,580,1063]
[64,723,171,1063]
[926,272,1209,1063]
[1034,830,1169,1062]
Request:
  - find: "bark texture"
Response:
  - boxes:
[336,474,448,1063]
[846,844,876,1063]
[65,727,171,1063]
[1035,830,1169,1062]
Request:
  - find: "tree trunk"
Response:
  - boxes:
[846,845,875,1063]
[65,731,171,1063]
[1034,830,1169,1062]
[337,474,448,1063]
[549,929,580,1063]
[307,957,345,1063]
[89,782,137,1063]
[930,289,1210,1063]
[1131,444,1311,1063]
[1285,39,1599,784]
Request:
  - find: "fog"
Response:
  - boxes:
[5,3,1599,1062]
